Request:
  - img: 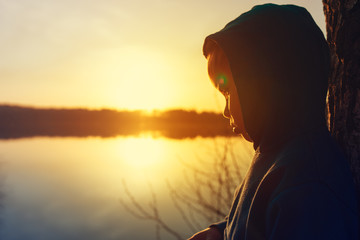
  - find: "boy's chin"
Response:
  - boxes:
[233,127,252,142]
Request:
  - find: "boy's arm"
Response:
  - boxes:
[187,218,226,240]
[187,226,223,240]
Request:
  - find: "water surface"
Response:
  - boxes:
[0,136,253,240]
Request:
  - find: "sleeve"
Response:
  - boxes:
[265,182,359,240]
[208,181,243,234]
[209,218,227,232]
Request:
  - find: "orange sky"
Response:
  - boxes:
[0,0,326,112]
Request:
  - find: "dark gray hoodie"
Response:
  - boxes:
[203,4,358,240]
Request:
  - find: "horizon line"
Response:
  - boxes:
[0,103,223,114]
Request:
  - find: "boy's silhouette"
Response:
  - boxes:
[188,4,359,240]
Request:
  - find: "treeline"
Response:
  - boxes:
[0,105,233,139]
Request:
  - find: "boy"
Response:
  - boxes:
[189,4,358,240]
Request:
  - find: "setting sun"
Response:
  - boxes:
[98,47,178,111]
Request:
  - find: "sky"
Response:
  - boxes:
[0,0,326,112]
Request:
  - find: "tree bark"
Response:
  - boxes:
[323,0,360,196]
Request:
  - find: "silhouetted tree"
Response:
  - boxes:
[323,0,360,198]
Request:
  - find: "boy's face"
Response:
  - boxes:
[207,53,252,141]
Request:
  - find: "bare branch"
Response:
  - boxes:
[120,180,184,240]
[120,137,253,239]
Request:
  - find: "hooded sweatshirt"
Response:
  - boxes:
[203,4,358,240]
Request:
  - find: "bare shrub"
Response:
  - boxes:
[120,137,253,239]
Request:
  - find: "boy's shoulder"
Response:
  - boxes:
[246,130,359,240]
[261,129,357,212]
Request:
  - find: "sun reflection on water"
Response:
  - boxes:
[117,136,166,168]
[0,136,253,240]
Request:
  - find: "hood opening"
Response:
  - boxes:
[203,4,330,151]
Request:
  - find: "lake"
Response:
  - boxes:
[0,136,253,240]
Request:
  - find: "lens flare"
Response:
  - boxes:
[216,74,228,90]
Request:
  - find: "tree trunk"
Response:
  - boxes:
[322,0,360,196]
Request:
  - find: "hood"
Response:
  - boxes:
[203,4,330,151]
